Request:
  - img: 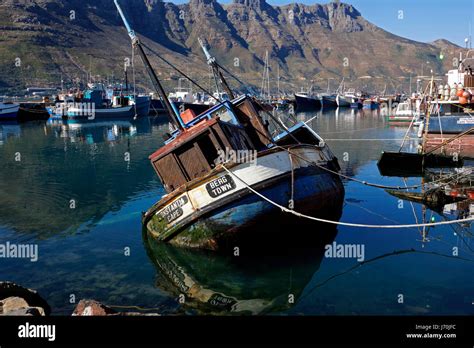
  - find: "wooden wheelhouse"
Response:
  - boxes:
[149,96,272,193]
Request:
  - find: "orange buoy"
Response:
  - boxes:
[456,89,464,97]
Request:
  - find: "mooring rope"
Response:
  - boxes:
[221,165,474,229]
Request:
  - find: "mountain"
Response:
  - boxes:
[0,0,464,94]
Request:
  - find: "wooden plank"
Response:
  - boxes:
[177,143,210,180]
[234,99,271,148]
[154,154,188,192]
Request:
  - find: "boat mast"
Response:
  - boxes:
[277,64,280,97]
[124,62,129,94]
[260,50,270,102]
[113,0,183,130]
[198,38,235,100]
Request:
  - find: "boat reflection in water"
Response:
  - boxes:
[46,116,169,144]
[0,123,21,145]
[425,167,474,221]
[386,165,474,243]
[143,221,340,315]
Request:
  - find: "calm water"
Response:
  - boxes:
[0,108,473,315]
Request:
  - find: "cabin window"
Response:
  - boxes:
[211,106,238,126]
[275,126,321,147]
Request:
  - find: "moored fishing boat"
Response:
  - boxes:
[320,94,338,108]
[387,100,422,125]
[114,0,344,251]
[17,103,50,121]
[336,94,350,107]
[350,98,363,109]
[50,83,150,121]
[422,50,474,157]
[294,91,321,110]
[363,99,379,110]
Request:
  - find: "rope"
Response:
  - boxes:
[141,42,221,104]
[221,164,474,229]
[141,41,299,142]
[398,111,418,152]
[108,304,163,312]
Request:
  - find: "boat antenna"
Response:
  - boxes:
[198,38,235,100]
[113,0,183,130]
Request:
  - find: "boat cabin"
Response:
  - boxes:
[149,95,272,193]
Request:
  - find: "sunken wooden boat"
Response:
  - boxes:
[142,95,344,250]
[114,0,344,251]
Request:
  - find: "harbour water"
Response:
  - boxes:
[1,108,473,315]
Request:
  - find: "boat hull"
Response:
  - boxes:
[144,146,344,251]
[336,95,351,107]
[350,102,363,109]
[57,97,151,121]
[294,94,321,111]
[321,95,337,108]
[387,115,416,125]
[427,115,474,134]
[17,103,50,122]
[377,151,463,177]
[363,101,379,110]
[0,103,20,121]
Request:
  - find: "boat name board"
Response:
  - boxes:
[206,175,236,198]
[159,195,189,224]
[208,293,237,309]
[457,118,474,125]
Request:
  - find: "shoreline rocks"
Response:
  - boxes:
[1,281,161,316]
[0,281,50,316]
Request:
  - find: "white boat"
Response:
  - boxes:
[336,94,351,107]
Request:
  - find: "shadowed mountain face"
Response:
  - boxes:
[0,0,462,93]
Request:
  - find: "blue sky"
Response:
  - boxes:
[172,0,474,46]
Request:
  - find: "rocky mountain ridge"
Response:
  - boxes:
[0,0,463,93]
